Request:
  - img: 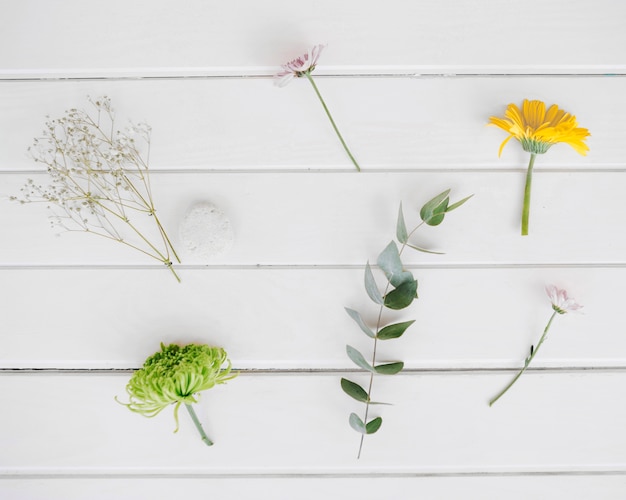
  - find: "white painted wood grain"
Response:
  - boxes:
[1,0,625,75]
[3,476,626,500]
[0,78,623,170]
[1,373,625,471]
[0,268,615,369]
[2,172,625,265]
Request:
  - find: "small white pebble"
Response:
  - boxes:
[179,201,234,260]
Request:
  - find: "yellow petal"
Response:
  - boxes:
[498,134,514,157]
[490,99,589,157]
[488,116,514,133]
[504,103,524,130]
[523,100,546,130]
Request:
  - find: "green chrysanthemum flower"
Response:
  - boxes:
[117,343,236,446]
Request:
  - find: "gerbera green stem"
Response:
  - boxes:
[185,403,214,446]
[304,72,361,172]
[489,310,557,406]
[521,153,537,236]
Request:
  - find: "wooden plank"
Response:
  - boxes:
[1,372,625,471]
[0,78,623,170]
[2,475,626,500]
[2,172,625,266]
[0,267,613,369]
[1,0,624,74]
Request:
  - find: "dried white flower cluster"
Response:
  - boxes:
[12,96,180,281]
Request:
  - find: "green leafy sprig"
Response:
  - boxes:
[342,189,472,459]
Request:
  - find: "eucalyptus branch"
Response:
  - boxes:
[342,189,472,459]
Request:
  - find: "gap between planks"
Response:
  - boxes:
[2,167,626,174]
[2,263,626,271]
[2,469,626,479]
[1,71,626,82]
[2,367,626,375]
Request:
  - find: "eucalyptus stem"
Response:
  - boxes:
[489,310,557,406]
[304,72,361,172]
[357,310,382,459]
[185,403,214,446]
[521,153,537,236]
[356,222,425,459]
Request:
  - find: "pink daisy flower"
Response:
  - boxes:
[273,45,360,171]
[274,45,325,87]
[489,284,582,406]
[545,285,583,314]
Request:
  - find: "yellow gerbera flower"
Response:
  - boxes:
[488,99,590,235]
[489,99,590,157]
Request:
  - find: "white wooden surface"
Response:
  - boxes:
[1,0,626,498]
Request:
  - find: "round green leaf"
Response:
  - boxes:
[346,345,374,372]
[366,417,383,434]
[420,189,450,223]
[396,203,408,244]
[364,262,384,305]
[349,413,366,434]
[341,378,369,403]
[374,361,404,375]
[384,280,418,310]
[344,307,375,338]
[377,241,413,288]
[377,320,415,340]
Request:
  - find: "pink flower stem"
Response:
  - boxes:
[489,310,557,406]
[185,403,214,446]
[521,153,537,236]
[304,72,361,172]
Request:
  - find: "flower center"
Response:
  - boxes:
[295,66,315,78]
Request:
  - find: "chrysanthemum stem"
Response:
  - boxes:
[184,403,214,446]
[521,153,537,236]
[489,311,557,406]
[304,72,361,172]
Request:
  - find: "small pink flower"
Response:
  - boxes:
[274,45,325,87]
[545,285,583,314]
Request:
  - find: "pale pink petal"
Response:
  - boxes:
[545,285,559,305]
[546,284,582,314]
[274,44,326,86]
[274,72,295,87]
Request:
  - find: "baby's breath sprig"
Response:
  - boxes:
[117,343,237,446]
[343,189,471,459]
[11,96,181,281]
